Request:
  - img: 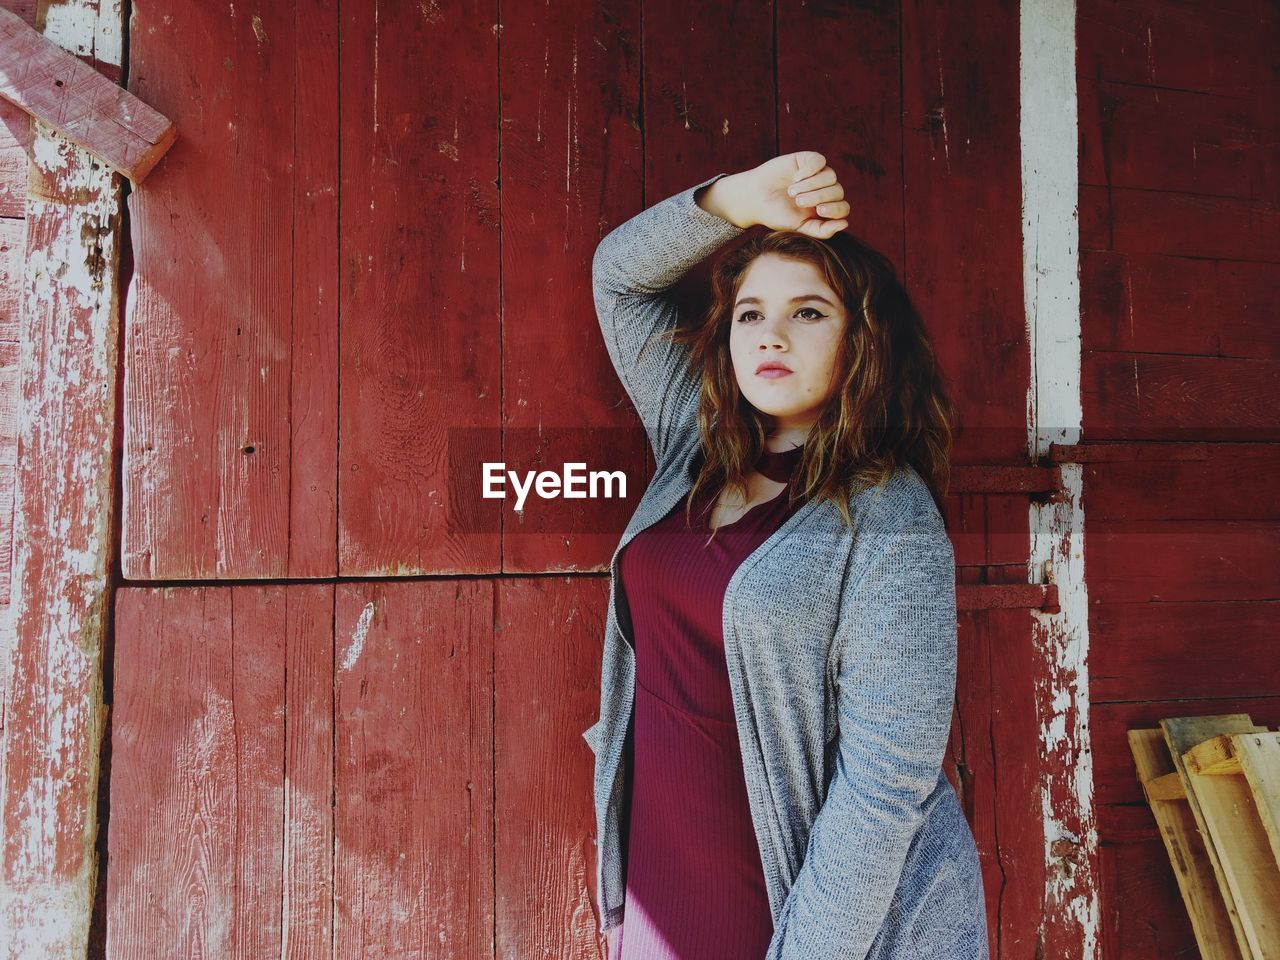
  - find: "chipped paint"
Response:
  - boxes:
[1,93,121,960]
[1022,0,1100,956]
[40,1,123,69]
[342,602,376,672]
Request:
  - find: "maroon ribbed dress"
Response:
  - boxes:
[613,443,807,960]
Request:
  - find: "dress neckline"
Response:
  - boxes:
[754,443,804,483]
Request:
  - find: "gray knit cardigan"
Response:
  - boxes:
[582,172,990,959]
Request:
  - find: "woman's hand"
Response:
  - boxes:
[698,151,850,238]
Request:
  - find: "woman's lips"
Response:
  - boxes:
[757,367,793,379]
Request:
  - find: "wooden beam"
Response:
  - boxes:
[1144,770,1187,802]
[1233,732,1280,872]
[0,2,125,954]
[948,464,1062,495]
[956,582,1058,612]
[1127,728,1242,960]
[1185,734,1246,777]
[0,6,175,183]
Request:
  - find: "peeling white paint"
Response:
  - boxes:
[30,132,71,175]
[342,602,376,672]
[41,1,123,69]
[0,49,120,960]
[1022,0,1099,955]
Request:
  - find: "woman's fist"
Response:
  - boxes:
[749,151,850,237]
[696,151,851,237]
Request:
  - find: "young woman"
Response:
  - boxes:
[582,151,990,960]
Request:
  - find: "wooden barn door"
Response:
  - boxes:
[95,1,1080,959]
[1074,0,1280,956]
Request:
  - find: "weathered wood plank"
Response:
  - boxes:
[1079,0,1272,98]
[1234,733,1280,871]
[1079,446,1280,520]
[288,0,342,580]
[1097,838,1203,960]
[1092,700,1280,808]
[1082,350,1280,443]
[0,98,28,217]
[336,0,500,576]
[1084,519,1280,603]
[0,7,175,183]
[494,576,605,957]
[121,1,300,579]
[281,584,336,959]
[1080,185,1279,262]
[1162,714,1279,960]
[0,1,124,953]
[1081,251,1279,361]
[1092,600,1280,702]
[499,0,639,575]
[333,580,494,960]
[1128,728,1243,960]
[1079,79,1277,202]
[106,586,289,959]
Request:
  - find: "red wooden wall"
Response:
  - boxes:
[0,0,1272,957]
[100,0,1041,956]
[1077,0,1280,956]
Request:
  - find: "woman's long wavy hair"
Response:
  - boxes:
[668,227,956,539]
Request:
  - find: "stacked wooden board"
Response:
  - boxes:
[1129,714,1280,960]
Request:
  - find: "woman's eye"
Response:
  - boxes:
[735,308,827,323]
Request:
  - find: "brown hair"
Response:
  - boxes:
[668,227,956,539]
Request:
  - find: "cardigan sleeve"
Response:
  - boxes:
[591,172,746,462]
[765,507,959,960]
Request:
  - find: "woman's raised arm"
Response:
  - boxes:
[590,152,850,463]
[590,172,748,463]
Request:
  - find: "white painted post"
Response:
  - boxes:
[1021,0,1100,955]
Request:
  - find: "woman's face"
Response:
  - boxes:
[729,254,849,436]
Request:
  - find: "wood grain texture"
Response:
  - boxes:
[1078,77,1277,202]
[1079,0,1274,99]
[1234,733,1280,871]
[494,576,607,958]
[1091,600,1280,702]
[498,0,642,576]
[288,0,342,581]
[1092,700,1280,809]
[336,0,500,577]
[121,0,303,579]
[333,580,494,960]
[1081,251,1279,361]
[282,583,336,959]
[902,0,1029,468]
[1083,518,1280,603]
[1161,715,1278,960]
[107,587,290,959]
[1097,838,1203,960]
[1082,351,1280,442]
[1080,448,1280,522]
[1080,184,1279,262]
[0,97,30,217]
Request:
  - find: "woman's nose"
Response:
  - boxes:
[757,327,788,349]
